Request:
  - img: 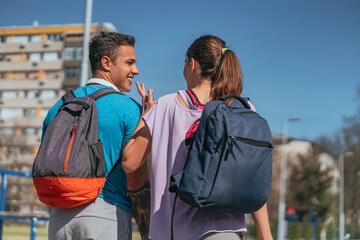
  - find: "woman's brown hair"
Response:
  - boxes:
[186,35,243,101]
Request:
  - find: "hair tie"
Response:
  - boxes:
[221,48,228,56]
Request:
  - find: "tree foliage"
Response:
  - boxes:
[288,151,333,220]
[316,85,360,238]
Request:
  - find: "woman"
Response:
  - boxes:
[123,35,273,240]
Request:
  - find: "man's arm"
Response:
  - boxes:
[126,161,150,240]
[251,203,273,240]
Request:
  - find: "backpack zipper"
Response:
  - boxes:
[202,109,257,153]
[229,136,272,153]
[64,126,76,171]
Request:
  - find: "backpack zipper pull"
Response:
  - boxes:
[71,126,76,135]
[229,136,235,153]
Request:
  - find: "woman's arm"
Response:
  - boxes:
[122,82,156,173]
[122,119,152,173]
[251,203,273,240]
[123,82,156,240]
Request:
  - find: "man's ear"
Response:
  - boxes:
[101,56,112,71]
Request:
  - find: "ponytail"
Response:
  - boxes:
[211,49,243,100]
[186,35,243,102]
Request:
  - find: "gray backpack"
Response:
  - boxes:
[32,88,121,208]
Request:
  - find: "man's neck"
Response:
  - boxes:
[92,72,114,85]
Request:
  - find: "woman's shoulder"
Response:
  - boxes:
[156,92,178,105]
[159,92,178,100]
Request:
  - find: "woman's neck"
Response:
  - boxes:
[191,79,212,105]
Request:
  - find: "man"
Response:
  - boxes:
[44,31,146,239]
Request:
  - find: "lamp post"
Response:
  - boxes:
[80,0,93,86]
[339,151,353,240]
[277,117,301,240]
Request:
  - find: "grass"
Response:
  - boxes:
[2,222,141,240]
[2,223,47,240]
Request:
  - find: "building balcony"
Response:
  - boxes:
[0,60,63,72]
[63,78,80,90]
[63,59,82,66]
[0,41,63,54]
[0,98,59,109]
[0,133,40,147]
[0,116,43,129]
[0,79,63,91]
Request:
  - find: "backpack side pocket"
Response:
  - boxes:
[88,141,106,178]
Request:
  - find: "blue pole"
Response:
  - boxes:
[0,174,8,211]
[30,217,38,240]
[0,173,8,239]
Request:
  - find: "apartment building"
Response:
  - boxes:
[0,22,116,212]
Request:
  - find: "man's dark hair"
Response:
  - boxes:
[89,31,135,74]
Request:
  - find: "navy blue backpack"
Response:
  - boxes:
[169,95,273,214]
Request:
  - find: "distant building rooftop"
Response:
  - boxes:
[0,22,117,35]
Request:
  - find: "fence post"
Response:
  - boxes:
[0,173,8,238]
[30,217,38,240]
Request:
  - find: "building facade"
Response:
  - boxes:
[0,22,116,213]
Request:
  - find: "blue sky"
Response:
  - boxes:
[1,0,359,141]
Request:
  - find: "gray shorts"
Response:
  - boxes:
[48,197,132,240]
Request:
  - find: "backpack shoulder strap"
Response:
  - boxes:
[220,94,250,109]
[61,91,76,103]
[89,88,123,101]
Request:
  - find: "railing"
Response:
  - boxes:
[0,168,49,240]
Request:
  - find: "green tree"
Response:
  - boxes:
[341,121,360,238]
[327,222,336,240]
[287,222,301,240]
[316,222,323,240]
[304,219,312,240]
[288,150,333,220]
[317,85,360,238]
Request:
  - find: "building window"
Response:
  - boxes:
[64,66,81,79]
[39,90,57,100]
[47,33,62,41]
[5,36,11,43]
[0,108,23,120]
[29,53,41,62]
[0,128,14,136]
[31,35,42,43]
[27,108,36,117]
[27,90,40,99]
[25,128,36,136]
[2,90,17,100]
[64,47,83,60]
[13,35,29,44]
[43,52,60,61]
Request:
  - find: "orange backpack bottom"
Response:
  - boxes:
[33,176,105,209]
